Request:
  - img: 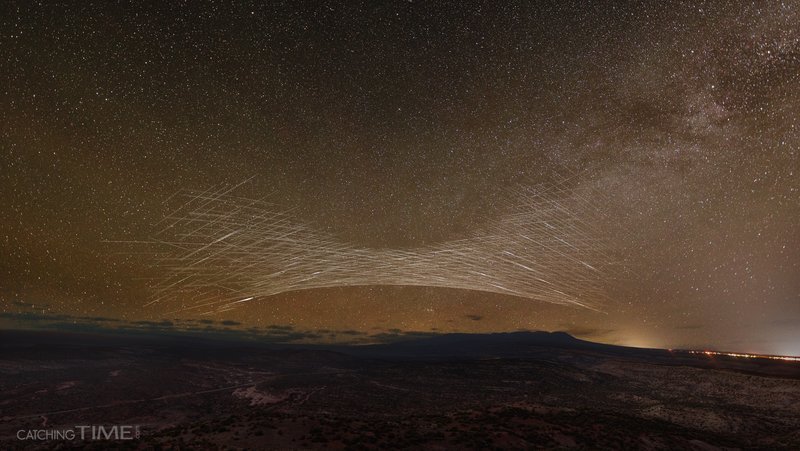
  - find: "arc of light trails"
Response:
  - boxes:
[130,174,621,316]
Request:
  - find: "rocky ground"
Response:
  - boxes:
[1,330,799,450]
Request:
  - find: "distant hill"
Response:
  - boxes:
[329,331,665,360]
[1,327,797,377]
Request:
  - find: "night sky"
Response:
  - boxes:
[2,1,799,354]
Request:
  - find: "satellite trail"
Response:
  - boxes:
[135,174,619,315]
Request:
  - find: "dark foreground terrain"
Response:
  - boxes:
[1,330,799,450]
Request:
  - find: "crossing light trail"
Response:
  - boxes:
[131,174,621,315]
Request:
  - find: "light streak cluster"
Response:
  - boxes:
[135,175,620,315]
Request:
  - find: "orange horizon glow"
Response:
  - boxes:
[677,349,800,362]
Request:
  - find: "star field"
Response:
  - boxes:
[1,1,798,354]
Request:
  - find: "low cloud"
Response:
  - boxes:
[1,310,516,346]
